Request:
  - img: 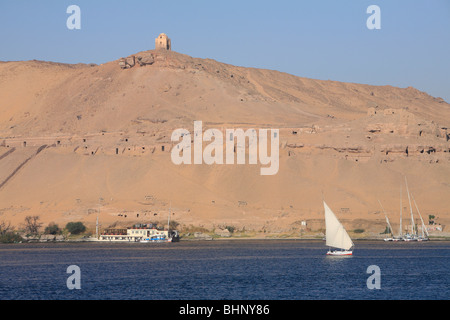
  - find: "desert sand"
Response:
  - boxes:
[1,49,449,238]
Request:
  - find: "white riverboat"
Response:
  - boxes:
[98,223,179,243]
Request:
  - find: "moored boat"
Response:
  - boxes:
[99,223,176,243]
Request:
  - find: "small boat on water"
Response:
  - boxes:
[140,232,179,243]
[380,177,429,242]
[378,200,403,241]
[323,201,354,256]
[140,237,170,243]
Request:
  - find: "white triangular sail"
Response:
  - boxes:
[324,201,354,250]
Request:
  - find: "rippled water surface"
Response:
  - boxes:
[0,240,449,300]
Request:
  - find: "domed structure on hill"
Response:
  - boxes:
[155,33,171,50]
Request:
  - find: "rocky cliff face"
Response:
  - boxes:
[284,107,449,164]
[0,50,449,235]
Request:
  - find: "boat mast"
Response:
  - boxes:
[378,200,394,238]
[405,177,416,236]
[399,184,402,237]
[168,202,171,232]
[412,194,429,238]
[96,198,101,239]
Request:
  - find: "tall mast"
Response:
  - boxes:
[96,197,102,239]
[96,198,100,239]
[378,200,394,237]
[412,194,429,238]
[399,184,402,237]
[405,176,415,236]
[168,202,171,231]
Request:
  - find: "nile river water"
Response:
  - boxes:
[0,240,449,300]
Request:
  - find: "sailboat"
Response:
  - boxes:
[412,194,429,241]
[379,178,429,243]
[403,176,418,241]
[324,201,354,256]
[378,200,397,241]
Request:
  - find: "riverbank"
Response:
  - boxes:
[177,229,450,241]
[10,231,450,243]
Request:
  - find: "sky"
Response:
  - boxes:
[0,0,449,102]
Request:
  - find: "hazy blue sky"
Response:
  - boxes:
[1,0,449,101]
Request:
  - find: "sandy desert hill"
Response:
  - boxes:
[0,49,449,237]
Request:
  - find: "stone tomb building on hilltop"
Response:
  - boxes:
[155,33,171,50]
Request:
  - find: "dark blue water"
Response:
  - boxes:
[0,240,449,300]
